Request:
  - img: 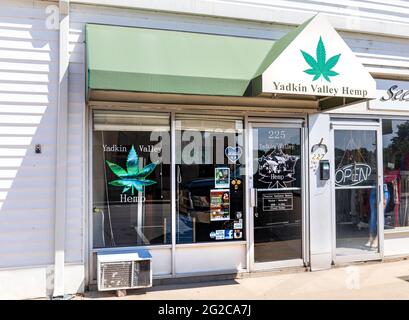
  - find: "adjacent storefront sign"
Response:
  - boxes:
[369,79,409,111]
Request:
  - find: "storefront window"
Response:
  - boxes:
[175,115,245,243]
[382,119,409,230]
[92,111,171,248]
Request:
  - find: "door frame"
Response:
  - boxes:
[247,118,309,271]
[330,121,384,264]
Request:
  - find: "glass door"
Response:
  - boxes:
[332,124,383,262]
[249,121,304,269]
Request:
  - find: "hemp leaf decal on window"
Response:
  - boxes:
[300,36,341,82]
[105,145,157,195]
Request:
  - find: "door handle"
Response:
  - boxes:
[250,188,256,207]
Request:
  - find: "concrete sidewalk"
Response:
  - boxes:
[81,259,409,300]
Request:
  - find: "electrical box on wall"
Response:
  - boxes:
[35,144,41,154]
[319,160,330,180]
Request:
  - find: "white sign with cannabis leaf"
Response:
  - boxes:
[301,36,340,82]
[261,14,376,99]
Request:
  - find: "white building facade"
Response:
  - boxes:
[0,0,409,299]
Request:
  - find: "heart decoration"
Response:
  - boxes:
[225,146,242,163]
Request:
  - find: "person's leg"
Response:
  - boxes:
[368,184,390,247]
[368,188,377,245]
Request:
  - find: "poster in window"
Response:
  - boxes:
[262,192,293,211]
[215,167,230,189]
[210,189,230,221]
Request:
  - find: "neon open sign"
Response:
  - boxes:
[335,163,372,187]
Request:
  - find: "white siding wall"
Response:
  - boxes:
[70,2,409,78]
[0,0,58,268]
[75,0,409,39]
[0,0,84,272]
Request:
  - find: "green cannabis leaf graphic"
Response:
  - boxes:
[300,36,341,82]
[106,145,157,195]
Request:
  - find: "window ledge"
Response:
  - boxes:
[384,227,409,234]
[384,228,409,239]
[175,241,246,249]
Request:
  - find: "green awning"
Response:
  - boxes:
[86,24,278,97]
[86,15,375,110]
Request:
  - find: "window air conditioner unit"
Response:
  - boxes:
[97,248,152,291]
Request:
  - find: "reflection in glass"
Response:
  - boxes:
[175,116,245,244]
[253,127,302,263]
[382,119,409,230]
[92,111,171,248]
[334,130,378,255]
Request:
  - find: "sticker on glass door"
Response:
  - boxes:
[258,148,299,188]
